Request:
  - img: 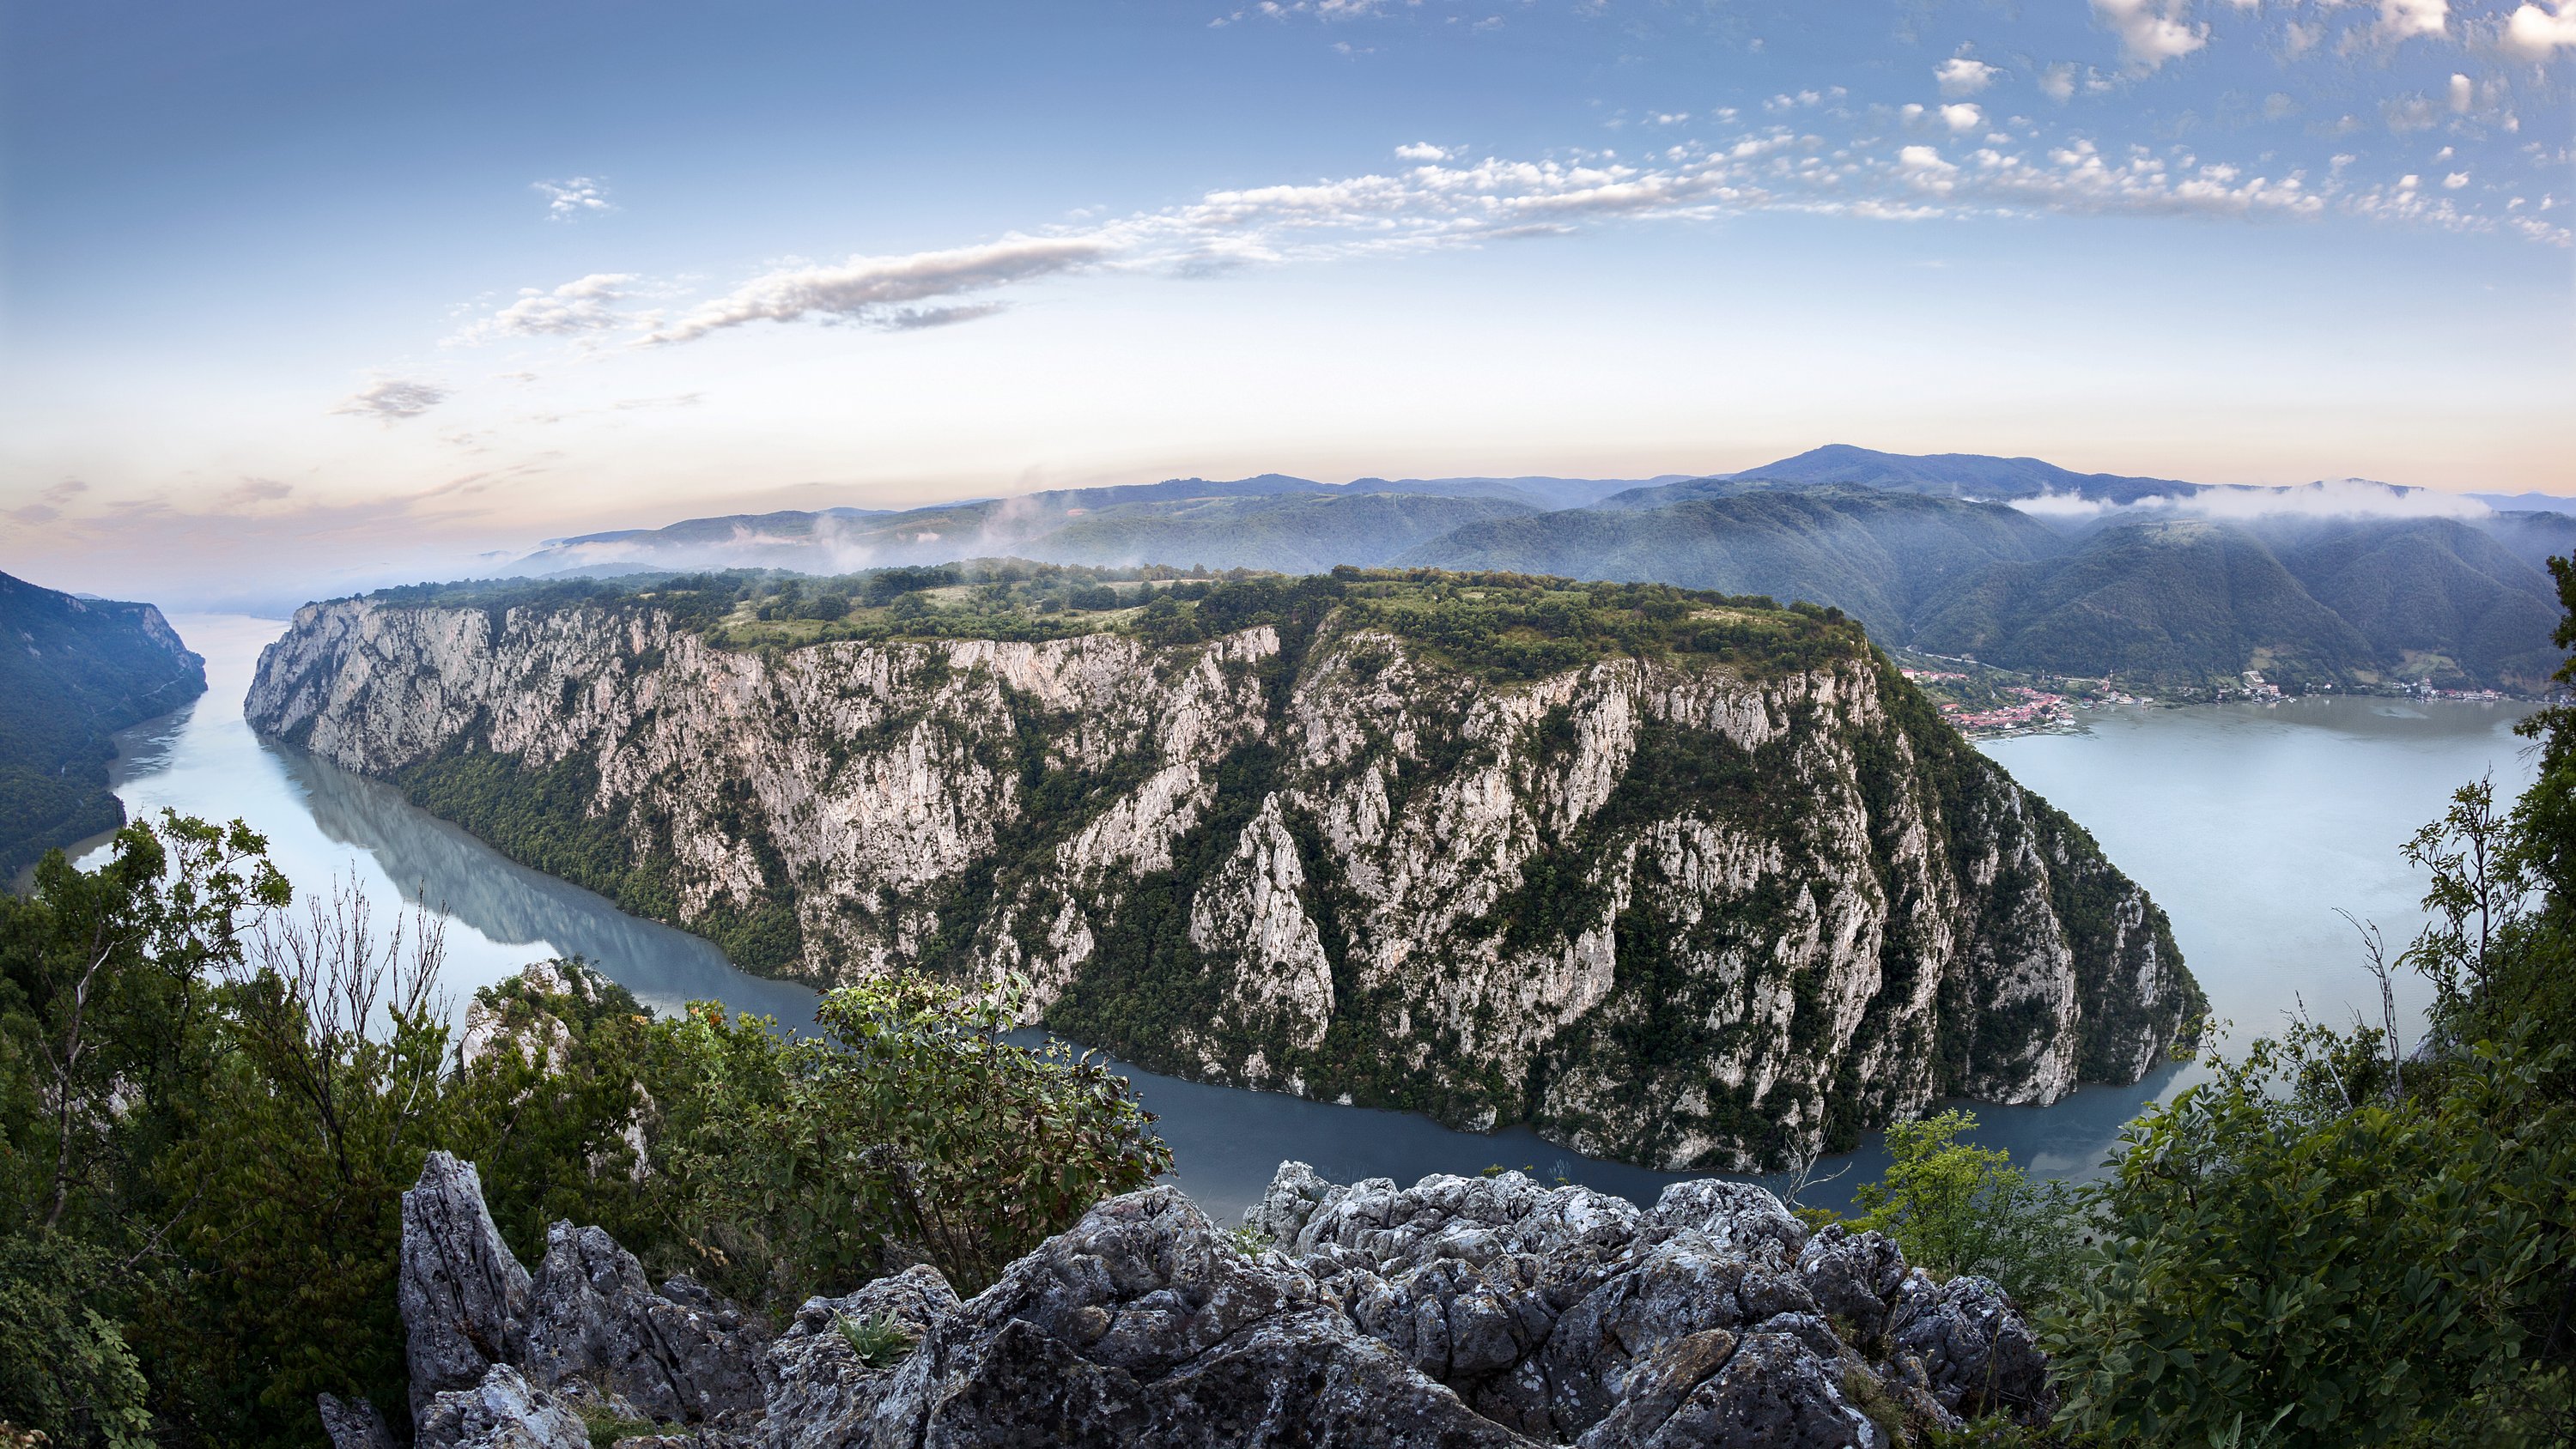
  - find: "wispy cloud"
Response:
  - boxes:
[534,176,613,221]
[4,479,88,527]
[453,93,2566,356]
[331,377,450,421]
[449,273,637,345]
[640,236,1113,343]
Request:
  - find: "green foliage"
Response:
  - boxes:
[0,573,207,876]
[0,1238,150,1449]
[2044,1034,2573,1447]
[0,814,1172,1445]
[1850,1110,2082,1309]
[2043,555,2576,1447]
[835,1310,920,1368]
[629,974,1169,1302]
[577,1405,661,1447]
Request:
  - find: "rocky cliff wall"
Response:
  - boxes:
[247,590,2197,1168]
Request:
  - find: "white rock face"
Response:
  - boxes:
[247,597,2197,1169]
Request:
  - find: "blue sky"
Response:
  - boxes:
[3,0,2570,603]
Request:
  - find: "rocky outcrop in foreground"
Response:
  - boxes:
[342,1153,2053,1448]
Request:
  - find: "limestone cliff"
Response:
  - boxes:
[246,572,2198,1168]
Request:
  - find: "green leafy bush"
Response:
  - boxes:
[0,813,1172,1445]
[1850,1109,2082,1309]
[2041,558,2576,1447]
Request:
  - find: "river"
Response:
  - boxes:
[78,615,2540,1222]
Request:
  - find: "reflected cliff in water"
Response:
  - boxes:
[272,743,823,1029]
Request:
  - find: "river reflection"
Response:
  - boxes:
[82,617,2543,1225]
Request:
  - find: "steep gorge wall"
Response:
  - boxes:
[247,596,2198,1169]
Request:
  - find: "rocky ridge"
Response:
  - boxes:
[343,1152,2053,1449]
[246,578,2198,1167]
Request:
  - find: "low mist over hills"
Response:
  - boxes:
[498,448,2575,694]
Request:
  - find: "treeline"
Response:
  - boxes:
[0,822,1164,1447]
[359,562,1873,684]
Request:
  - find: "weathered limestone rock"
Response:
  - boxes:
[522,1222,769,1426]
[1886,1273,2055,1425]
[366,1154,2057,1447]
[861,1185,1534,1447]
[249,591,2198,1170]
[415,1365,586,1449]
[317,1392,398,1449]
[759,1265,960,1449]
[400,1153,533,1417]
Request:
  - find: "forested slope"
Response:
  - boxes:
[0,571,205,873]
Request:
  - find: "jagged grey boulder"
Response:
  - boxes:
[861,1185,1535,1447]
[416,1364,587,1449]
[401,1153,533,1417]
[1649,1180,1810,1270]
[1573,1331,1885,1449]
[760,1264,960,1449]
[374,1154,2052,1447]
[1794,1224,1915,1346]
[523,1221,769,1425]
[1886,1273,2056,1425]
[318,1392,398,1449]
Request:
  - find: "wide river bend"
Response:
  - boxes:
[79,615,2539,1222]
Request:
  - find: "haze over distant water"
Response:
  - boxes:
[86,617,2538,1222]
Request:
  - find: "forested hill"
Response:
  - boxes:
[1406,492,2568,694]
[0,572,206,874]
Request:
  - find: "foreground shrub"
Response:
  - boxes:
[0,814,1170,1445]
[1850,1108,2083,1310]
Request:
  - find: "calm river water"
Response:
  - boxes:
[82,615,2540,1222]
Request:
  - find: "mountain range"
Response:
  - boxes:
[502,446,2576,694]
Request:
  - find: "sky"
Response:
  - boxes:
[2,0,2571,606]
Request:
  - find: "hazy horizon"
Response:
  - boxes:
[5,0,2571,607]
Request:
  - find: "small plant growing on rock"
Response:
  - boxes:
[574,1406,659,1448]
[1224,1224,1272,1258]
[835,1310,920,1369]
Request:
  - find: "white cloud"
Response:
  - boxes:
[533,177,613,221]
[2444,171,2470,188]
[2504,0,2576,56]
[2011,478,2489,522]
[2450,73,2475,111]
[332,377,449,421]
[1935,58,1999,95]
[1395,142,1452,161]
[483,105,2563,357]
[2377,0,2447,39]
[2039,63,2078,100]
[643,236,1113,344]
[2092,0,2208,68]
[449,273,637,345]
